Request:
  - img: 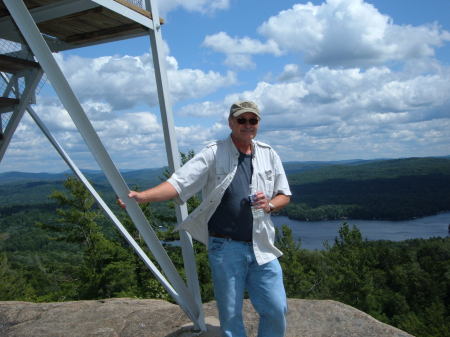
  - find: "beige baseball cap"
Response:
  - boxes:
[229,100,261,119]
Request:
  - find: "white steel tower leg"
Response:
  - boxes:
[3,0,201,327]
[145,0,205,332]
[26,105,181,304]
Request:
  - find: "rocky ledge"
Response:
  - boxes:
[0,298,414,337]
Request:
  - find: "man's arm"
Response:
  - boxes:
[118,181,178,208]
[253,192,290,213]
[265,193,290,213]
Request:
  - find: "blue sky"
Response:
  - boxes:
[1,0,449,173]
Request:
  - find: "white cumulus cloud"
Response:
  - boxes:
[219,63,450,161]
[55,53,236,110]
[258,0,450,67]
[203,31,282,69]
[201,0,450,69]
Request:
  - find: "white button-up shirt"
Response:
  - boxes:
[168,135,291,265]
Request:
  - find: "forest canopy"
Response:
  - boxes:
[1,156,450,337]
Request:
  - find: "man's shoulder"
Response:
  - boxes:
[200,139,223,158]
[204,140,219,150]
[254,140,281,161]
[205,137,229,149]
[254,140,273,149]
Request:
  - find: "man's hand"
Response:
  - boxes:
[253,191,269,210]
[116,182,179,209]
[117,191,143,209]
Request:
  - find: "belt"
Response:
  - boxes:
[210,233,252,243]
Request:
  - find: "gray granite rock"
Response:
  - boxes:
[0,298,414,337]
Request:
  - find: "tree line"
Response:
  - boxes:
[284,174,450,221]
[283,157,450,221]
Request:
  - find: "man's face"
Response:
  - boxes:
[229,112,260,143]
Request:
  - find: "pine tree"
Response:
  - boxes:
[38,177,137,299]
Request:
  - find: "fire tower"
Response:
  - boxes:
[0,0,205,332]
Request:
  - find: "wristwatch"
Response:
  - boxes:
[267,202,276,213]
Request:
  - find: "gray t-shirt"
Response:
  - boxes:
[208,152,253,241]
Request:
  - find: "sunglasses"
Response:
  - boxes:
[236,117,259,125]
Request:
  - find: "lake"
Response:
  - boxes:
[272,212,450,250]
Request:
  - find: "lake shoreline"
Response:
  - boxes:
[282,209,450,223]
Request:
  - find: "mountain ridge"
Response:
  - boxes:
[2,156,449,184]
[1,156,450,220]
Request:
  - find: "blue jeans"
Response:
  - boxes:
[208,237,287,337]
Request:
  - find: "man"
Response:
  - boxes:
[121,100,291,337]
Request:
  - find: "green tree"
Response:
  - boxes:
[38,177,137,299]
[276,225,310,297]
[116,205,169,300]
[323,223,380,314]
[0,253,35,300]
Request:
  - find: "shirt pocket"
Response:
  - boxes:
[215,166,228,183]
[257,169,274,198]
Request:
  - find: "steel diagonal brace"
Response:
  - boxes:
[7,83,177,302]
[1,73,17,97]
[0,73,18,114]
[26,105,181,304]
[3,0,199,326]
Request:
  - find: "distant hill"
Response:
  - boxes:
[285,157,450,220]
[0,158,383,185]
[0,171,70,184]
[0,167,166,207]
[287,157,450,184]
[282,159,377,175]
[1,156,450,220]
[0,168,165,186]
